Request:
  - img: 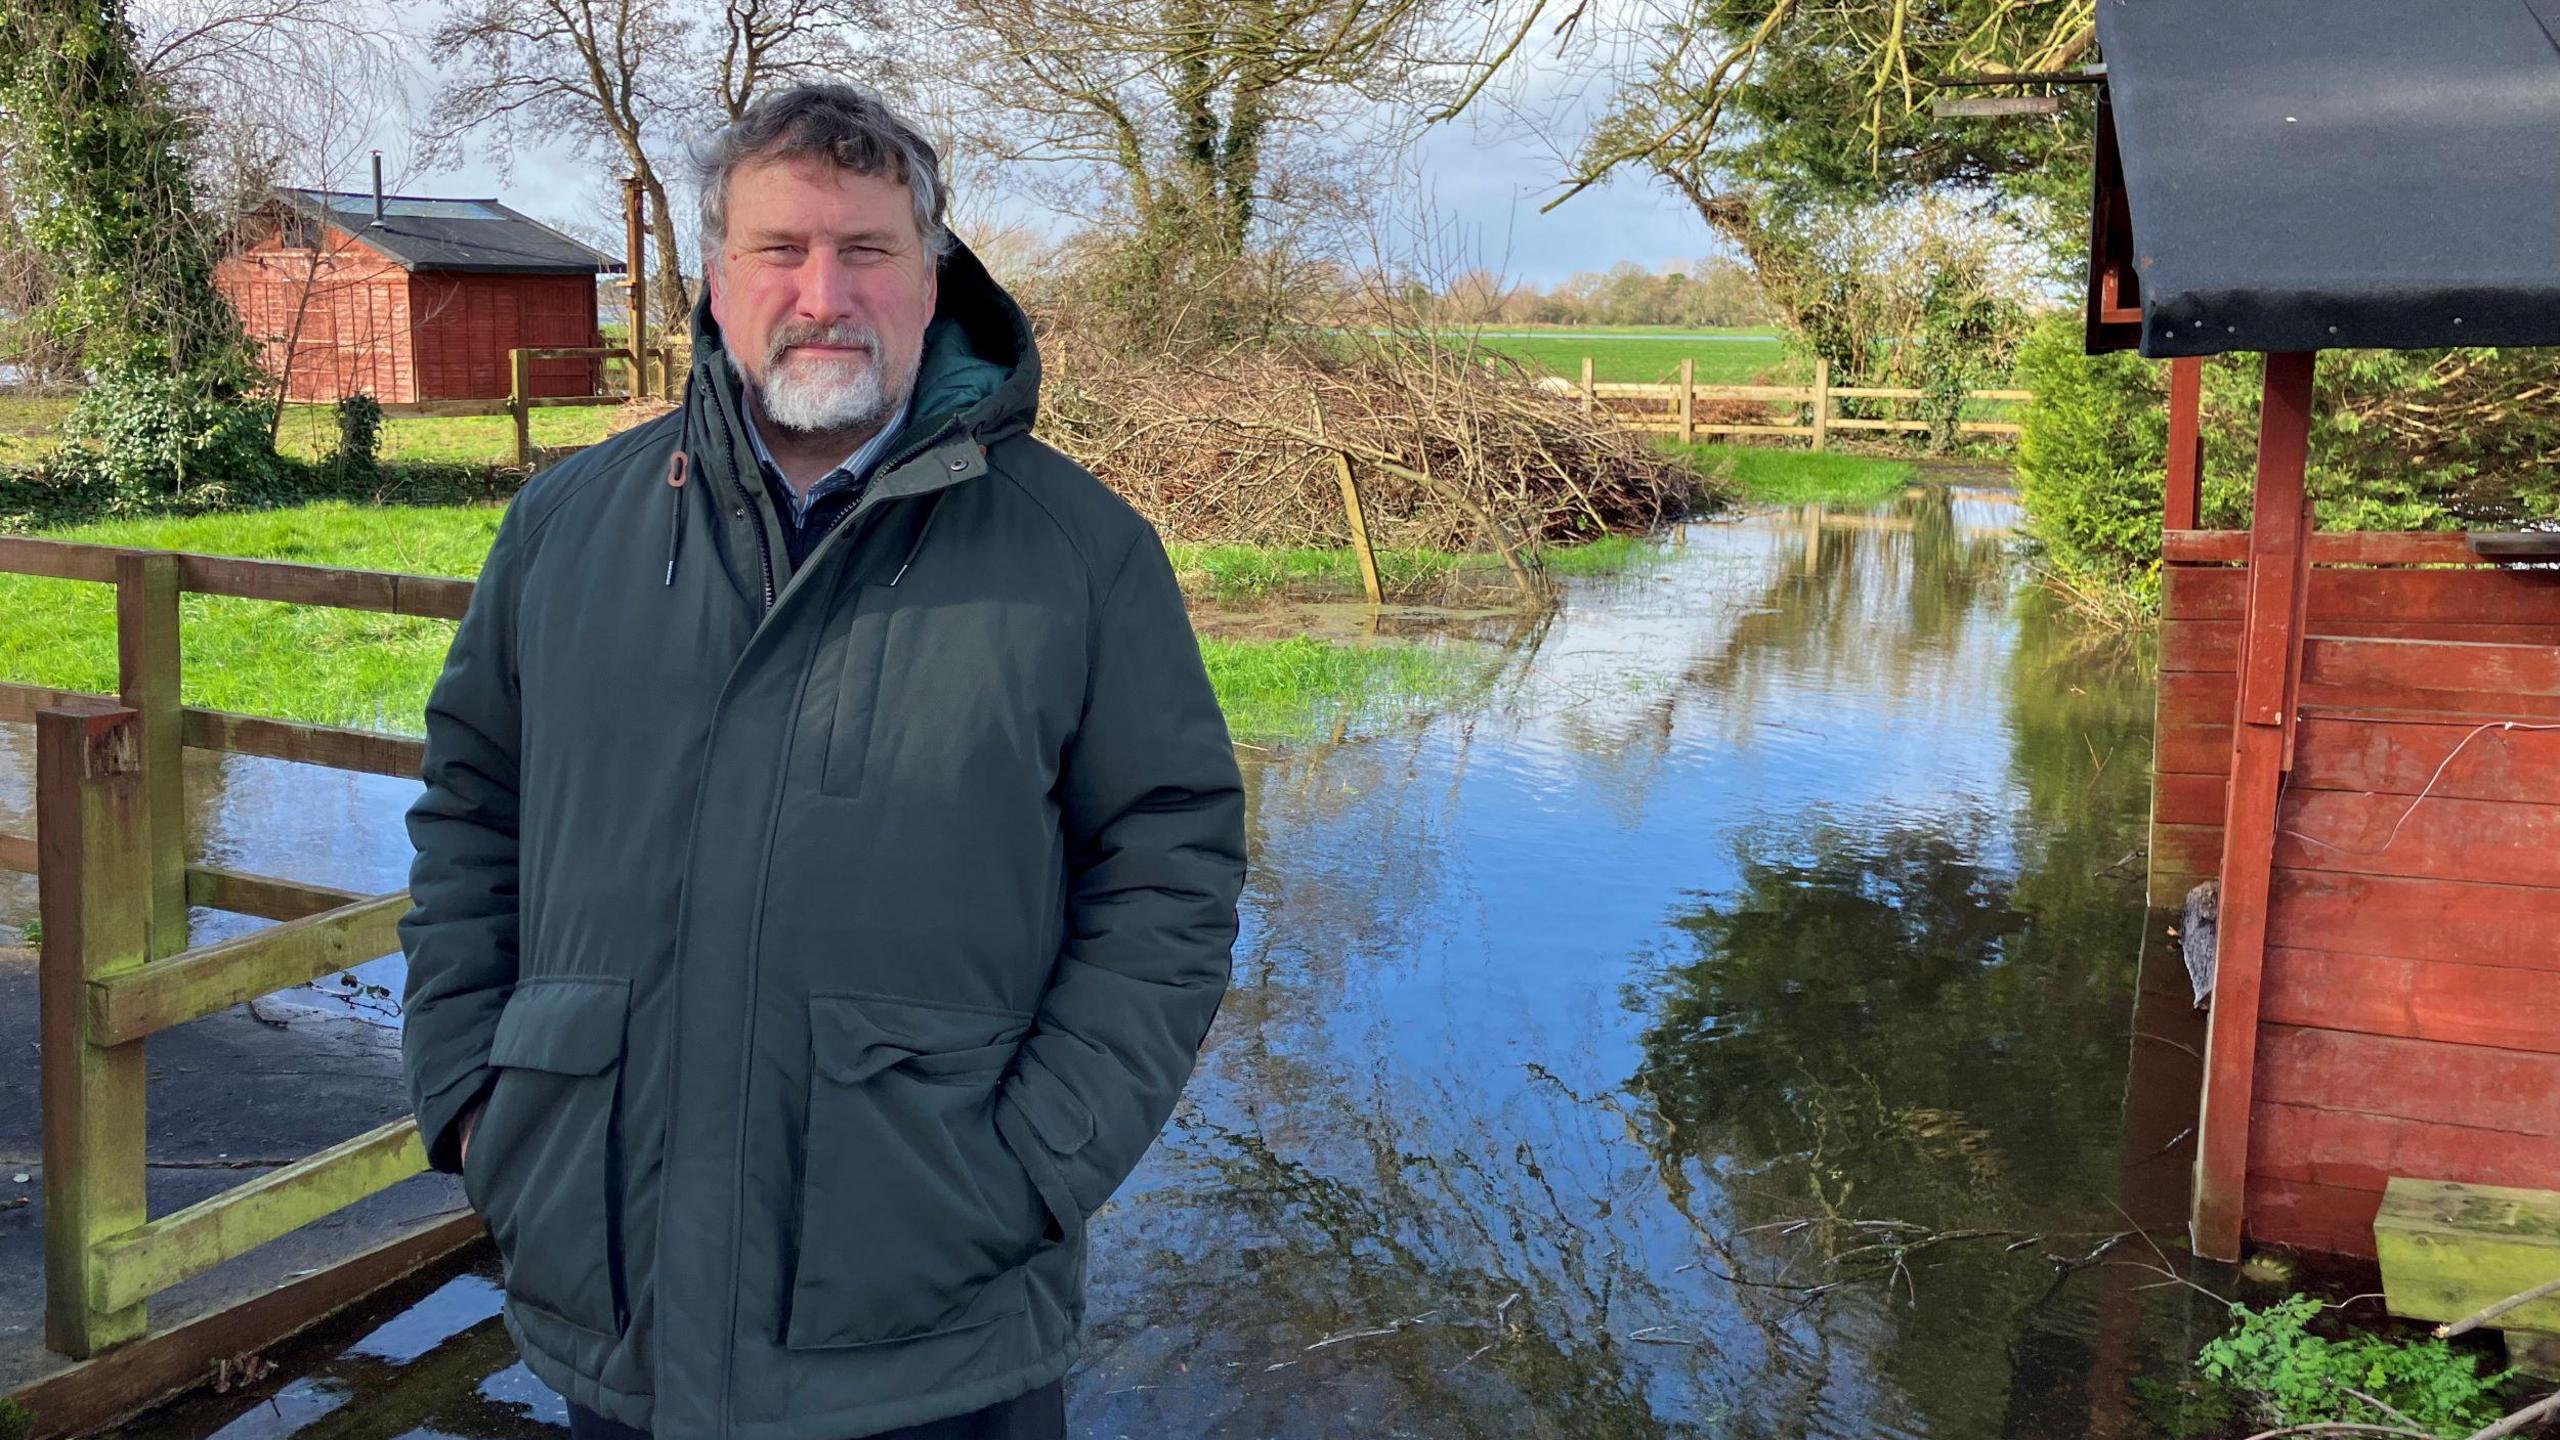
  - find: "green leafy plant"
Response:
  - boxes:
[0,0,277,512]
[2198,1294,2510,1437]
[0,1394,34,1440]
[52,372,280,512]
[2013,311,2560,622]
[331,394,384,485]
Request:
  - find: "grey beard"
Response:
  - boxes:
[728,330,905,439]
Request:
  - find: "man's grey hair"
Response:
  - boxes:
[691,84,952,267]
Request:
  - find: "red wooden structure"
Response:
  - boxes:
[215,187,622,405]
[2096,0,2560,1262]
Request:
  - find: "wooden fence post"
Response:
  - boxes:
[1812,358,1832,453]
[1580,356,1594,417]
[1313,402,1384,605]
[2165,356,2204,530]
[509,349,532,466]
[1679,358,1695,444]
[115,553,185,962]
[38,701,152,1357]
[2191,350,2320,1263]
[623,176,648,402]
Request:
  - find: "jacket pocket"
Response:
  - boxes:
[817,589,894,800]
[464,975,631,1338]
[785,993,1054,1349]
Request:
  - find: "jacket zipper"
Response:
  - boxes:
[731,474,776,615]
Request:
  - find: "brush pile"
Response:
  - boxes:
[1035,325,1716,553]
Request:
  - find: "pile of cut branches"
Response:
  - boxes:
[1035,324,1716,556]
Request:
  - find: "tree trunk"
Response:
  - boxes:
[642,166,692,327]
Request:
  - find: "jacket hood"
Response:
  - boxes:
[684,237,1040,457]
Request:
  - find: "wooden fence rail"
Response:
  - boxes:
[0,538,487,1371]
[366,342,688,464]
[1556,357,2031,448]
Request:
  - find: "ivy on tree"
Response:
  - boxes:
[0,0,277,505]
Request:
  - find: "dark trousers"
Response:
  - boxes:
[565,1382,1065,1440]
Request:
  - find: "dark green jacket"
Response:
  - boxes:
[397,243,1246,1439]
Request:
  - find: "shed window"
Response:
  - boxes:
[281,213,319,250]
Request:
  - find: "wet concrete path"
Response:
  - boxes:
[14,486,2228,1438]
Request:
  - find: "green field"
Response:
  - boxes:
[1662,442,1917,507]
[0,502,1515,743]
[1464,328,1802,386]
[0,394,626,467]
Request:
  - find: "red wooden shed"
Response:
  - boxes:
[2095,0,2560,1263]
[215,187,624,405]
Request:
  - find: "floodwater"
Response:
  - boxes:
[12,485,2242,1439]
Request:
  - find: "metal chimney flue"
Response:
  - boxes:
[371,150,385,226]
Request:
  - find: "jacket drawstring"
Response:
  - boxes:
[663,449,691,587]
[889,491,947,587]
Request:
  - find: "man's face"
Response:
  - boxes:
[707,155,939,440]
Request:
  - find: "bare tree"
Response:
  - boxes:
[427,0,893,322]
[133,0,409,233]
[712,0,893,121]
[426,0,696,315]
[931,0,1558,342]
[125,0,429,427]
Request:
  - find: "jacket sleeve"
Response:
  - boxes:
[398,499,538,1176]
[1000,528,1246,1223]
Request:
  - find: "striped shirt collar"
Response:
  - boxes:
[739,396,913,523]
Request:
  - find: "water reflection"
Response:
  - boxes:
[97,486,2218,1439]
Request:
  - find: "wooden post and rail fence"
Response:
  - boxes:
[1,537,488,1435]
[1565,356,2032,449]
[370,340,687,468]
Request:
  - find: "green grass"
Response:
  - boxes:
[1664,442,1917,507]
[0,395,625,468]
[274,406,624,465]
[1201,634,1499,742]
[1471,332,1802,386]
[1168,536,1660,603]
[0,503,1506,743]
[0,503,503,733]
[1536,534,1660,575]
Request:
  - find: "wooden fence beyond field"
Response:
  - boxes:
[1553,357,2031,449]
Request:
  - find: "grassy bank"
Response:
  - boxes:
[0,503,1515,743]
[1665,442,1918,507]
[1167,534,1659,603]
[1202,634,1501,741]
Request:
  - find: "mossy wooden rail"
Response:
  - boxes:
[0,532,472,1395]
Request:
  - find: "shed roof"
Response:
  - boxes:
[2090,0,2560,357]
[277,188,624,276]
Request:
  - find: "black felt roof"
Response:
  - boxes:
[2094,0,2560,357]
[280,188,624,275]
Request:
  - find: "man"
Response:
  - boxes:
[398,84,1246,1440]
